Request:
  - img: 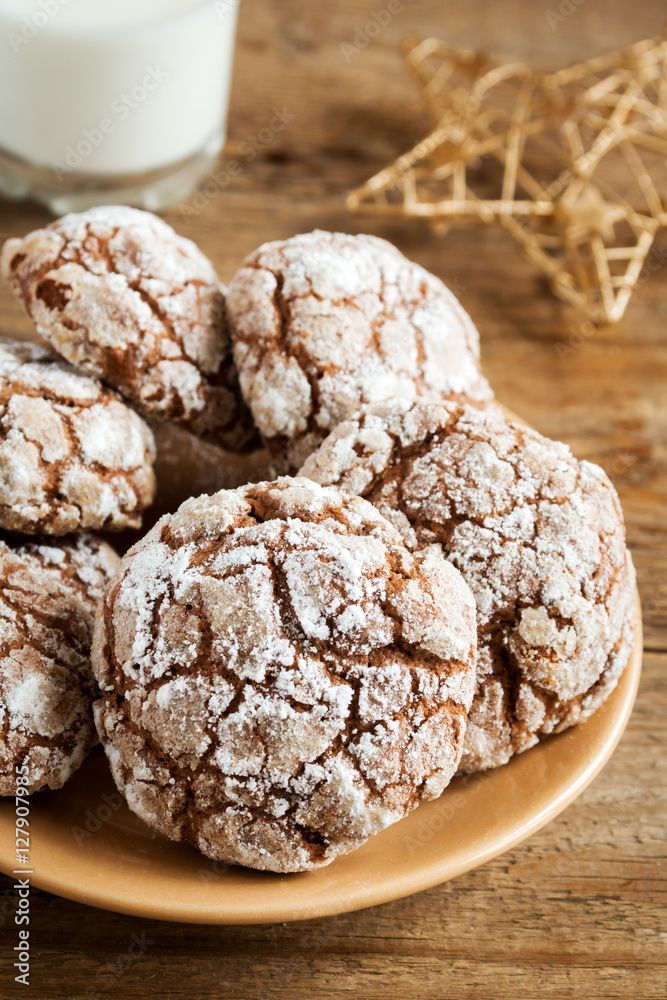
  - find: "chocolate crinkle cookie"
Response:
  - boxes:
[91,477,477,872]
[226,230,493,473]
[300,398,637,773]
[0,531,118,795]
[0,338,156,535]
[0,206,257,451]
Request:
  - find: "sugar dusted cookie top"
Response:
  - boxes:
[1,206,257,451]
[300,397,637,772]
[0,337,156,535]
[0,531,118,795]
[226,230,493,473]
[91,476,477,872]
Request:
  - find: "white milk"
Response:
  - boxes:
[0,0,239,209]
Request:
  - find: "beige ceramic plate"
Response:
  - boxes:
[0,600,642,924]
[0,367,643,922]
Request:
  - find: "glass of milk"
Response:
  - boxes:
[0,0,239,212]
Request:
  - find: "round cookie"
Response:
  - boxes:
[91,477,477,872]
[226,230,493,473]
[300,398,637,772]
[0,206,257,451]
[0,531,119,796]
[0,338,156,535]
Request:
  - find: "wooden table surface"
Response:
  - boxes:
[1,1,666,997]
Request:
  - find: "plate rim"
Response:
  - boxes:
[0,596,643,925]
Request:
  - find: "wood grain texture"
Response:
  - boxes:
[0,0,665,997]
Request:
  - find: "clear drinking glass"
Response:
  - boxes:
[0,0,239,212]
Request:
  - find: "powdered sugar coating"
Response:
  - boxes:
[91,477,477,872]
[1,206,257,451]
[0,531,119,795]
[300,398,637,772]
[227,230,493,473]
[0,338,156,535]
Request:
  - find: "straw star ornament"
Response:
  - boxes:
[347,35,667,324]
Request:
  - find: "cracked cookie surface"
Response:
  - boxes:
[91,477,477,872]
[1,206,257,451]
[300,398,637,772]
[0,338,156,535]
[0,531,119,795]
[226,230,493,473]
